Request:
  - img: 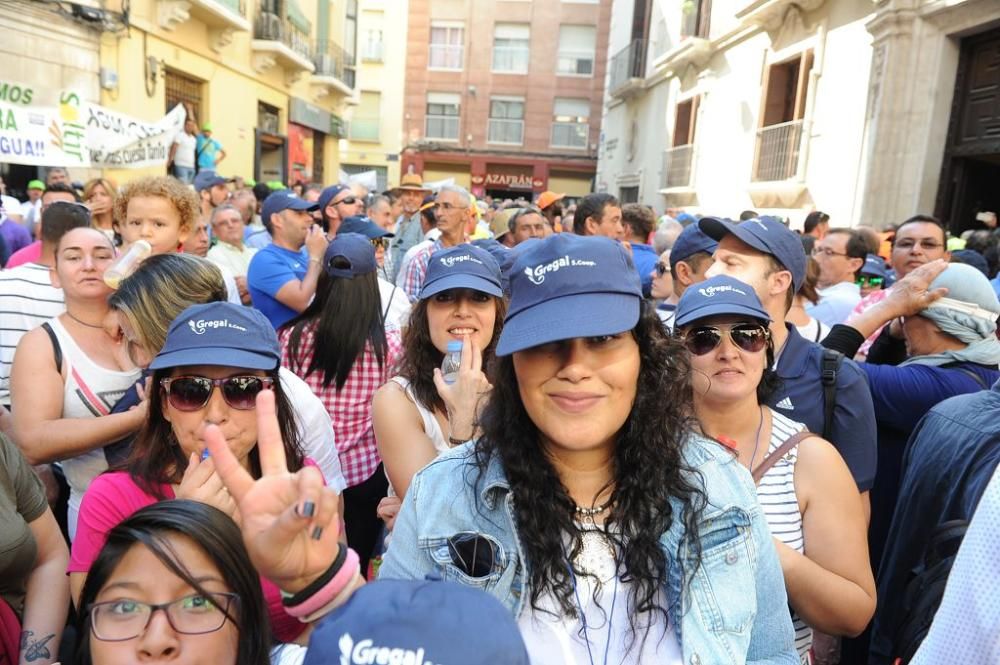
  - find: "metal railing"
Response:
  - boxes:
[428,43,463,69]
[663,144,693,188]
[556,49,595,76]
[362,41,384,62]
[487,118,524,144]
[314,40,356,89]
[609,39,646,91]
[348,117,380,142]
[551,121,589,149]
[254,11,313,62]
[752,119,803,182]
[425,115,460,141]
[492,45,530,73]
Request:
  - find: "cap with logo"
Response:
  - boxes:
[699,216,807,291]
[536,191,565,211]
[27,180,45,191]
[339,215,393,239]
[419,244,503,301]
[149,302,280,371]
[261,189,319,223]
[670,223,719,268]
[674,275,772,328]
[324,233,377,279]
[497,234,641,356]
[193,170,232,193]
[317,184,351,211]
[302,579,529,665]
[393,173,431,192]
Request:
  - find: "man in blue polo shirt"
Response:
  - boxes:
[246,189,326,328]
[700,215,878,509]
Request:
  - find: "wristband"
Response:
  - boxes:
[281,543,346,606]
[299,571,362,623]
[284,548,360,619]
[448,436,470,446]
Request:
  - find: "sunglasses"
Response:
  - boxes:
[160,375,274,412]
[369,237,387,249]
[655,262,669,277]
[331,196,357,207]
[681,323,770,356]
[447,532,499,579]
[856,275,885,288]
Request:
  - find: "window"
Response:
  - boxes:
[165,69,203,123]
[429,21,464,70]
[619,186,639,203]
[753,50,813,181]
[488,97,525,144]
[681,0,711,39]
[551,98,589,149]
[664,96,698,188]
[349,91,380,142]
[362,11,384,62]
[557,25,596,76]
[492,24,530,74]
[344,0,358,63]
[425,92,461,141]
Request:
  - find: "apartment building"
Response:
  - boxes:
[400,0,612,201]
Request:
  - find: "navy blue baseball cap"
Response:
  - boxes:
[150,302,280,370]
[339,215,394,239]
[674,275,772,328]
[497,234,641,356]
[670,223,719,268]
[261,189,319,224]
[193,170,232,192]
[317,184,351,211]
[472,238,513,293]
[860,253,889,279]
[699,216,807,290]
[324,232,376,278]
[419,244,503,300]
[303,579,529,665]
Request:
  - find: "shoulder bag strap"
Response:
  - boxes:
[752,431,812,484]
[41,322,63,378]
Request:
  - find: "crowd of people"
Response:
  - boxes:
[0,163,998,665]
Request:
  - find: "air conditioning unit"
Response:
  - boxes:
[258,11,281,40]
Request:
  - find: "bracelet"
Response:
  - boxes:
[448,436,471,446]
[299,571,362,623]
[281,543,346,606]
[309,257,322,264]
[284,548,360,619]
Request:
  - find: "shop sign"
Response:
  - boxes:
[483,172,535,190]
[290,98,332,135]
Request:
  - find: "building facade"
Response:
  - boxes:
[596,0,1000,231]
[400,0,611,201]
[340,0,408,192]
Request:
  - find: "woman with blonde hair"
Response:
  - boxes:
[83,178,117,242]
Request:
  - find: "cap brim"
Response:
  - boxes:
[394,185,431,192]
[674,303,772,329]
[419,274,503,300]
[496,292,639,356]
[149,347,278,371]
[699,217,772,257]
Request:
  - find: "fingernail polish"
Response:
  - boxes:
[311,526,323,540]
[302,501,316,518]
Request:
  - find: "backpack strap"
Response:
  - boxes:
[752,431,812,484]
[40,322,63,378]
[821,349,842,440]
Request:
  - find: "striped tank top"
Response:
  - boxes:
[758,409,812,662]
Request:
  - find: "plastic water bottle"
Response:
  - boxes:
[441,340,462,384]
[104,240,152,289]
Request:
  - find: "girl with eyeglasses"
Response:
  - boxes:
[70,302,324,646]
[675,275,875,663]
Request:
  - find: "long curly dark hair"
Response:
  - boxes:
[397,295,507,414]
[473,301,706,636]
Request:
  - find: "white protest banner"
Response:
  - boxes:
[0,77,185,169]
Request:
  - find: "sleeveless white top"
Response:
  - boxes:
[385,376,449,497]
[49,317,140,539]
[759,409,811,662]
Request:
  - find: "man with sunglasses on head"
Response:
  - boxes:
[701,216,878,515]
[807,228,868,326]
[655,223,717,329]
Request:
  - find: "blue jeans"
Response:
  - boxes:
[173,165,195,184]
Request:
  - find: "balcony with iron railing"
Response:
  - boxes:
[487,118,525,145]
[251,11,315,75]
[312,40,356,95]
[609,39,646,98]
[425,115,460,141]
[662,145,694,189]
[752,120,803,182]
[155,0,249,43]
[348,117,380,142]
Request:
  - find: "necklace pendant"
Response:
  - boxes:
[575,530,617,584]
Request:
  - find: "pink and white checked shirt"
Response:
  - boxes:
[279,323,402,488]
[846,286,892,359]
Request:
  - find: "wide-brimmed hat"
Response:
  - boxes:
[393,173,431,192]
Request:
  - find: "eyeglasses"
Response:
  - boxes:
[812,246,848,258]
[160,375,274,412]
[369,237,387,250]
[894,239,945,251]
[436,202,468,212]
[655,262,669,277]
[856,275,885,288]
[681,323,770,356]
[88,593,238,642]
[330,196,357,207]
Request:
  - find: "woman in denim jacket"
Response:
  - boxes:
[380,235,797,664]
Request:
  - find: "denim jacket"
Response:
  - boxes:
[380,435,798,665]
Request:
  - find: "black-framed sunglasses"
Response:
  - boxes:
[682,323,770,356]
[160,375,274,412]
[330,196,357,207]
[655,262,669,277]
[856,275,885,288]
[447,532,498,579]
[88,592,239,641]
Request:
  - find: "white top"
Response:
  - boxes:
[758,410,811,661]
[384,376,448,498]
[795,317,831,343]
[216,262,243,305]
[0,262,65,406]
[378,277,411,330]
[806,281,862,327]
[172,131,197,169]
[208,241,258,278]
[280,367,347,493]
